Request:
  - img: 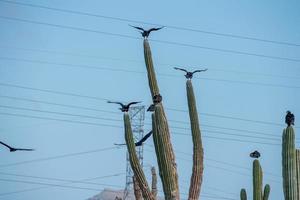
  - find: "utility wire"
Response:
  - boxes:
[2,56,300,89]
[0,15,300,63]
[0,0,299,47]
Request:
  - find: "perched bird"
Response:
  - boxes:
[130,25,164,38]
[174,67,207,79]
[107,101,141,112]
[0,141,34,152]
[285,111,295,126]
[250,150,261,158]
[153,94,162,104]
[147,104,155,112]
[114,131,153,147]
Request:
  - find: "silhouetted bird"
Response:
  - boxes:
[0,141,34,152]
[153,94,162,104]
[174,67,207,79]
[107,101,141,112]
[114,131,153,147]
[250,150,260,158]
[130,25,164,38]
[285,111,295,126]
[147,104,155,112]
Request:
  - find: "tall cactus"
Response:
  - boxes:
[144,38,179,200]
[282,126,297,200]
[124,113,154,200]
[240,159,270,200]
[240,188,247,200]
[296,149,300,200]
[186,79,204,200]
[133,175,143,200]
[151,166,158,199]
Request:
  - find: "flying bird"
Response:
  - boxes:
[250,150,260,158]
[0,141,34,152]
[285,111,295,126]
[114,131,153,147]
[147,104,155,112]
[174,67,207,79]
[107,101,141,112]
[130,25,164,38]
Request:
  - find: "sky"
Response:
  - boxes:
[0,0,299,199]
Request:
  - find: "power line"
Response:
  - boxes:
[1,15,300,63]
[2,45,300,80]
[2,56,300,89]
[1,0,299,47]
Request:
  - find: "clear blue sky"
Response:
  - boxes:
[0,0,299,199]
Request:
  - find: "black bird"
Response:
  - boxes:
[114,131,153,147]
[107,101,141,112]
[0,141,34,152]
[174,67,207,79]
[147,104,155,112]
[250,150,260,158]
[285,111,295,126]
[130,25,164,38]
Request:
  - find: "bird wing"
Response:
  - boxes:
[148,26,164,32]
[135,131,153,146]
[129,25,145,31]
[174,67,188,73]
[192,69,208,74]
[107,101,124,107]
[14,148,34,151]
[127,101,141,107]
[0,141,13,150]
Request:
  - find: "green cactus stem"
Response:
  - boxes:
[253,159,263,200]
[144,38,179,200]
[262,184,270,200]
[124,113,154,200]
[133,175,142,200]
[186,79,204,200]
[282,126,297,200]
[240,189,247,200]
[151,166,158,199]
[296,149,300,200]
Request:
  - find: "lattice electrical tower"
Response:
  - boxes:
[123,106,145,200]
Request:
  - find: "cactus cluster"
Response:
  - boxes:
[240,159,270,200]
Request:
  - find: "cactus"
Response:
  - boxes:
[282,126,297,200]
[133,175,142,200]
[144,38,179,200]
[262,184,270,200]
[151,167,158,199]
[124,113,154,200]
[296,149,300,200]
[186,79,204,200]
[240,189,247,200]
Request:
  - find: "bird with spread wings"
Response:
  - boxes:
[115,130,153,147]
[0,141,34,152]
[107,101,141,112]
[174,67,207,79]
[130,25,164,38]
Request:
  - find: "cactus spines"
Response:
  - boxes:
[262,184,270,200]
[124,113,154,200]
[253,159,263,200]
[133,175,142,200]
[151,166,158,199]
[240,189,247,200]
[186,79,204,200]
[282,126,297,200]
[296,149,300,200]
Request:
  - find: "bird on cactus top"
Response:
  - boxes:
[174,67,208,79]
[250,150,261,158]
[130,25,164,38]
[107,101,141,112]
[285,111,295,126]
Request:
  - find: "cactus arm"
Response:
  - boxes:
[262,184,270,200]
[186,80,204,200]
[151,166,158,199]
[133,175,143,200]
[144,38,179,200]
[296,149,300,200]
[253,159,262,200]
[124,113,154,200]
[282,126,297,200]
[240,188,247,200]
